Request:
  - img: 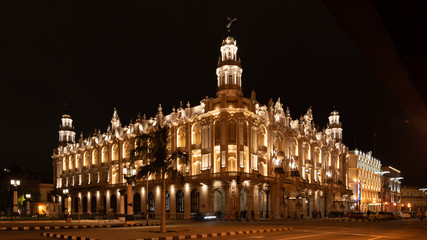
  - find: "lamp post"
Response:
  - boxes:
[123,165,136,225]
[62,189,70,215]
[10,179,21,215]
[25,193,31,215]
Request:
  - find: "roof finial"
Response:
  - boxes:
[226,16,237,34]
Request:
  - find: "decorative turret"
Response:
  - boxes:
[58,101,76,146]
[111,108,121,130]
[216,17,243,97]
[326,108,343,141]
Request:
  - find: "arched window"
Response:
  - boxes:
[84,152,90,167]
[110,194,117,213]
[91,196,97,213]
[228,120,236,144]
[63,157,66,171]
[102,147,108,163]
[82,197,88,213]
[92,149,98,165]
[243,122,248,146]
[258,125,267,147]
[133,193,141,213]
[215,122,221,145]
[122,141,131,159]
[177,127,186,148]
[165,191,170,212]
[148,192,155,212]
[176,190,184,213]
[274,135,283,152]
[304,144,311,160]
[112,144,119,161]
[68,155,73,170]
[74,197,79,213]
[191,123,201,145]
[291,139,298,156]
[76,154,81,169]
[191,189,200,213]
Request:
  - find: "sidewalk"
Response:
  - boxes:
[0,219,160,231]
[40,220,294,240]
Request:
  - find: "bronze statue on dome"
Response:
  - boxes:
[226,17,237,33]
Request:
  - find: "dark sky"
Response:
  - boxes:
[1,1,426,186]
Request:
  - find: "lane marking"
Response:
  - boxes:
[278,232,333,239]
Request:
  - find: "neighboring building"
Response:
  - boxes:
[50,32,351,220]
[380,166,402,213]
[347,150,382,212]
[401,186,427,212]
[0,167,53,216]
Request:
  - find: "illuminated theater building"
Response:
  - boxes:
[51,34,352,220]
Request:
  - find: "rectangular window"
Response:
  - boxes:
[251,154,258,170]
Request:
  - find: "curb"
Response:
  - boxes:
[135,227,294,240]
[41,226,293,240]
[325,218,377,222]
[41,232,99,240]
[2,223,159,231]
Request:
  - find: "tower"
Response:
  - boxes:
[216,19,243,97]
[58,101,76,146]
[327,109,343,141]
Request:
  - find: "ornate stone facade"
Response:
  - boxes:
[51,34,351,220]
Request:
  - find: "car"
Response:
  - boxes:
[190,212,204,221]
[348,212,365,219]
[368,212,393,220]
[400,212,411,219]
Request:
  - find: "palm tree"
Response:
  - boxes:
[133,125,188,233]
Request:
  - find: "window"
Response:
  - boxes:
[165,191,170,212]
[176,190,184,213]
[112,144,119,161]
[192,124,201,145]
[102,147,108,163]
[177,127,186,148]
[191,189,200,213]
[148,192,155,212]
[228,120,236,144]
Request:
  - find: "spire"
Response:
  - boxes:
[216,20,243,97]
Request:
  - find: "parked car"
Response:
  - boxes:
[400,212,411,219]
[348,212,365,219]
[368,212,393,220]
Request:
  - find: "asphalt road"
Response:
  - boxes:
[1,219,426,240]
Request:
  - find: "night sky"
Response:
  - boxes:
[2,1,426,186]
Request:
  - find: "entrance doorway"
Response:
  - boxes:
[214,188,225,218]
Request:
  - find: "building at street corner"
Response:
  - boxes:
[401,186,427,213]
[347,150,382,212]
[50,32,352,220]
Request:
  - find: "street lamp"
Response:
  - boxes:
[123,164,136,225]
[62,189,70,216]
[25,193,31,215]
[10,179,21,215]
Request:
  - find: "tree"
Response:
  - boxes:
[134,125,188,233]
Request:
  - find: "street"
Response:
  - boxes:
[0,219,426,240]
